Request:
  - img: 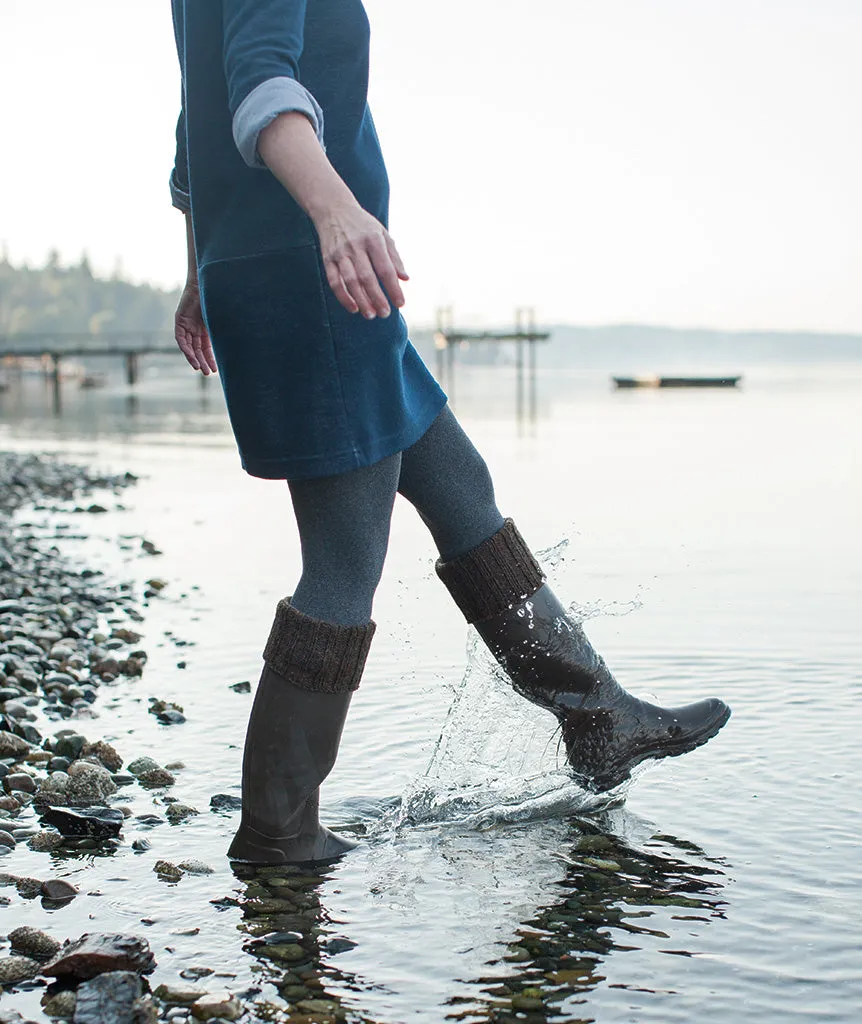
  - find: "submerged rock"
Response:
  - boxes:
[44,933,156,981]
[0,954,41,985]
[9,926,62,959]
[40,806,124,840]
[42,989,77,1019]
[165,803,198,824]
[153,983,204,1005]
[28,829,66,852]
[190,992,242,1021]
[153,861,184,883]
[135,768,175,789]
[209,794,242,813]
[41,878,78,902]
[177,859,214,875]
[126,757,159,777]
[73,970,154,1024]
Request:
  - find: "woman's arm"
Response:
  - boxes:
[174,212,218,375]
[258,112,407,320]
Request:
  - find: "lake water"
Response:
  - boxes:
[1,353,860,1022]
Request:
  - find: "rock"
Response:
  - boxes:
[153,861,184,883]
[297,999,341,1016]
[42,878,78,901]
[35,772,70,805]
[42,989,77,1019]
[111,629,142,645]
[209,794,242,813]
[73,970,152,1024]
[9,926,62,959]
[4,772,37,794]
[0,954,41,984]
[148,699,185,726]
[126,756,159,777]
[131,838,151,852]
[28,829,66,852]
[136,768,175,789]
[153,984,204,1005]
[0,794,20,812]
[144,578,167,591]
[117,659,144,678]
[261,943,305,963]
[0,873,43,897]
[0,828,16,848]
[0,730,31,758]
[40,806,124,840]
[81,741,123,773]
[53,733,87,760]
[179,967,213,981]
[177,859,213,875]
[165,803,198,824]
[229,680,250,693]
[44,934,156,981]
[48,756,72,772]
[164,761,185,771]
[190,992,242,1021]
[65,760,118,805]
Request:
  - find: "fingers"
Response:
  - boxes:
[200,332,218,374]
[175,322,200,371]
[175,317,217,374]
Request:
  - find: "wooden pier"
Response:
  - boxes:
[0,331,202,412]
[434,307,549,419]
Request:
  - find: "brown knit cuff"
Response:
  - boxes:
[262,600,376,693]
[435,518,545,624]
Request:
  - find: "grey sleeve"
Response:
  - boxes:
[170,107,192,213]
[232,76,325,169]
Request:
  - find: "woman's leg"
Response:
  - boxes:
[400,405,730,793]
[397,405,505,559]
[289,453,402,625]
[228,454,401,865]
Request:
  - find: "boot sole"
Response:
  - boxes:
[227,823,356,866]
[565,702,732,793]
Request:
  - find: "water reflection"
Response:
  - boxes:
[224,813,727,1024]
[446,819,727,1023]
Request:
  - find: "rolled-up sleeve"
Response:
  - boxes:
[222,0,324,169]
[169,104,191,212]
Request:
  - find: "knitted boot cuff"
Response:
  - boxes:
[435,518,545,624]
[262,600,376,693]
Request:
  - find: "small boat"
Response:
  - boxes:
[612,375,741,389]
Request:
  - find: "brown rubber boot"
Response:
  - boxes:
[436,519,730,792]
[227,600,375,865]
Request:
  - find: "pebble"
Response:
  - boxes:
[64,759,118,804]
[209,794,242,813]
[153,984,205,1005]
[165,803,199,824]
[41,878,78,901]
[178,859,214,875]
[9,926,62,958]
[28,829,66,852]
[0,730,31,758]
[0,828,16,848]
[73,970,150,1024]
[40,805,124,840]
[229,681,250,694]
[0,954,41,985]
[81,740,123,772]
[41,989,77,1018]
[43,932,157,981]
[131,838,152,852]
[4,772,36,794]
[127,756,160,777]
[53,733,87,760]
[136,767,176,788]
[154,861,184,883]
[190,992,242,1022]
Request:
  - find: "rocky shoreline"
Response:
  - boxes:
[0,453,361,1024]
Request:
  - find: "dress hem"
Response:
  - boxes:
[239,391,448,481]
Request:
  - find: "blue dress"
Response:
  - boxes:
[170,0,446,479]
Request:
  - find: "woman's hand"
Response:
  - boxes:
[174,282,218,374]
[313,200,409,319]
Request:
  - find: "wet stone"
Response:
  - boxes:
[177,859,213,875]
[153,984,205,1005]
[53,733,87,760]
[136,768,175,789]
[73,970,148,1024]
[5,772,37,794]
[48,756,71,772]
[41,805,124,839]
[44,933,157,981]
[0,730,31,758]
[165,803,198,824]
[28,829,66,852]
[0,955,41,985]
[209,794,242,813]
[127,756,159,777]
[0,828,16,848]
[228,681,250,694]
[81,740,123,773]
[190,992,242,1021]
[154,860,184,883]
[0,873,44,897]
[0,795,20,812]
[42,989,77,1019]
[64,761,118,805]
[9,926,62,959]
[131,838,152,852]
[41,878,78,902]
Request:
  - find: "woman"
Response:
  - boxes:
[170,0,730,865]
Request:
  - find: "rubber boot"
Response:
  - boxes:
[227,600,375,865]
[436,520,731,792]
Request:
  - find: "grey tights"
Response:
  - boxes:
[289,405,505,626]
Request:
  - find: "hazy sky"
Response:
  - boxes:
[1,0,860,330]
